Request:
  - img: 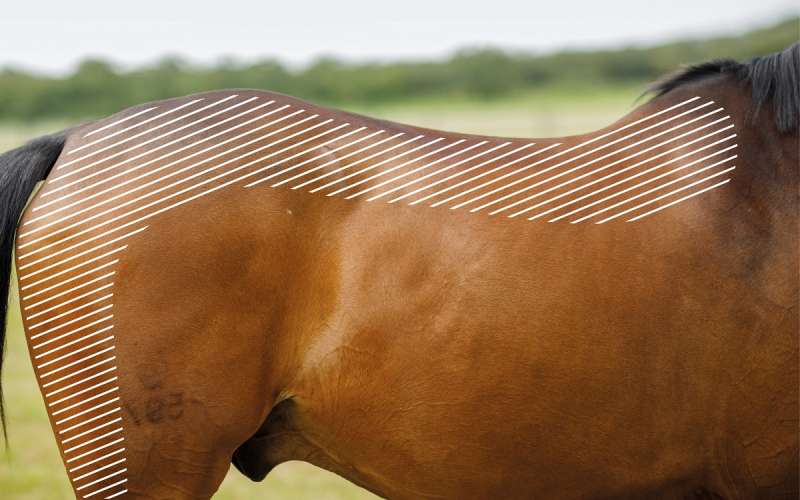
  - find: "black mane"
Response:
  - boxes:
[649,43,800,132]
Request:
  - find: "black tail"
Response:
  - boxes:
[0,132,65,442]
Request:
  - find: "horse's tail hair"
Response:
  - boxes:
[0,132,65,444]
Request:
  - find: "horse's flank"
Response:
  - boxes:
[1,44,798,499]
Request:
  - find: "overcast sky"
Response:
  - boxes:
[1,0,797,75]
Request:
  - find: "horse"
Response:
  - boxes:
[0,43,797,499]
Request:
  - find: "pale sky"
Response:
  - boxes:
[1,0,797,75]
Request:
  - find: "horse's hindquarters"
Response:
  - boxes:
[17,181,317,497]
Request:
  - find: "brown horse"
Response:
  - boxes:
[0,44,797,499]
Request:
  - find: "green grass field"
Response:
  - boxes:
[0,86,633,498]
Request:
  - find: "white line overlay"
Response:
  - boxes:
[18,91,736,499]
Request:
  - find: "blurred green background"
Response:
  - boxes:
[0,15,797,500]
[0,18,796,124]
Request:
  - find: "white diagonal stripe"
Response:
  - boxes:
[379,142,513,203]
[52,96,253,181]
[349,140,478,199]
[266,130,389,187]
[595,166,736,224]
[535,129,736,221]
[434,100,707,209]
[76,467,127,491]
[335,140,465,198]
[19,115,335,249]
[27,129,366,261]
[584,164,736,224]
[81,106,159,139]
[473,105,723,214]
[34,320,114,351]
[23,104,296,229]
[52,387,120,416]
[22,261,117,301]
[422,143,561,207]
[54,97,233,173]
[363,140,495,201]
[19,247,126,288]
[25,271,115,309]
[30,304,114,341]
[82,478,128,498]
[19,226,147,275]
[45,365,117,399]
[29,294,113,330]
[60,99,205,166]
[543,139,737,221]
[56,397,121,426]
[59,407,121,435]
[63,419,123,445]
[27,283,114,319]
[66,428,124,455]
[450,102,718,212]
[43,98,285,197]
[426,97,702,201]
[65,437,125,463]
[20,222,146,271]
[67,447,125,473]
[15,94,732,500]
[316,138,445,195]
[22,124,362,263]
[396,143,537,204]
[40,336,115,369]
[104,488,128,499]
[571,158,736,223]
[71,102,203,154]
[75,466,127,490]
[278,132,407,188]
[35,325,114,359]
[48,376,118,407]
[72,456,125,481]
[41,346,117,379]
[295,135,424,190]
[42,357,116,389]
[626,179,732,222]
[499,113,731,217]
[229,124,364,185]
[503,118,734,218]
[244,129,384,187]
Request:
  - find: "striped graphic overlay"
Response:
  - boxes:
[17,91,736,497]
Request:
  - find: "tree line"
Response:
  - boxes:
[0,17,796,121]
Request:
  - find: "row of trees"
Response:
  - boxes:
[0,17,796,121]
